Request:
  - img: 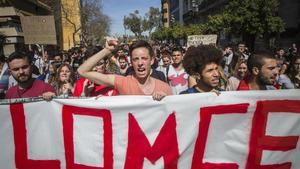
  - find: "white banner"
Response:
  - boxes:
[0,90,300,169]
[187,34,218,47]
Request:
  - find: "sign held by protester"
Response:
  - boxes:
[20,15,57,45]
[187,34,218,47]
[0,90,300,169]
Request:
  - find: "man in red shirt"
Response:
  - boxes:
[237,51,279,90]
[5,51,56,100]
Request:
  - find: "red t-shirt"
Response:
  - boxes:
[237,79,250,90]
[5,79,55,99]
[73,78,118,97]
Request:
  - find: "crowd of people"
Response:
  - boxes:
[0,39,299,101]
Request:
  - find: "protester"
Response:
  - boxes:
[287,55,300,88]
[74,59,118,97]
[53,63,75,96]
[156,50,172,79]
[5,51,55,100]
[180,45,223,94]
[78,39,172,101]
[118,55,129,76]
[167,47,188,94]
[70,47,83,73]
[0,56,9,99]
[38,61,57,85]
[273,57,294,89]
[222,45,238,77]
[227,59,248,91]
[237,51,279,90]
[44,62,57,84]
[237,42,249,60]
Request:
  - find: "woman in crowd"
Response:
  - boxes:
[275,61,294,89]
[288,55,300,88]
[54,63,76,96]
[226,59,248,91]
[44,62,57,85]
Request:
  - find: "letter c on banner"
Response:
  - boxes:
[191,103,249,169]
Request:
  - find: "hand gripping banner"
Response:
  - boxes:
[0,90,300,169]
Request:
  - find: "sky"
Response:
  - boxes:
[102,0,161,36]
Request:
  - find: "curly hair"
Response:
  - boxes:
[183,45,223,75]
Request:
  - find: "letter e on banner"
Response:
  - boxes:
[10,103,61,169]
[62,105,113,169]
[124,113,179,169]
[246,100,300,169]
[191,103,249,169]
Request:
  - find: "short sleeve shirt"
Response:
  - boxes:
[6,79,55,99]
[114,75,172,95]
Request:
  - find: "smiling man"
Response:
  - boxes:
[78,39,172,101]
[237,51,279,90]
[180,45,223,94]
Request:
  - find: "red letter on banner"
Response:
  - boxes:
[191,103,249,169]
[124,113,179,169]
[10,103,61,169]
[246,100,300,169]
[62,105,113,169]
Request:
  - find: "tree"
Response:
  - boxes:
[185,24,205,36]
[81,0,111,45]
[206,0,284,50]
[123,10,143,38]
[142,7,161,35]
[60,2,82,47]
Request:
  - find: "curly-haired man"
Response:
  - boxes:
[180,45,223,94]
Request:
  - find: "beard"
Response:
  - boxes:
[14,74,31,84]
[258,73,274,85]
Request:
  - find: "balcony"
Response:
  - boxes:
[0,27,23,37]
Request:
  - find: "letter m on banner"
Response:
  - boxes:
[124,113,179,169]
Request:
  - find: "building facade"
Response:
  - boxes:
[56,0,82,50]
[0,0,51,56]
[161,0,170,28]
[168,0,300,48]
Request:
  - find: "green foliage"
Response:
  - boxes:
[172,24,186,39]
[142,7,161,34]
[151,24,205,41]
[206,0,284,37]
[123,10,143,38]
[124,7,161,38]
[185,24,205,35]
[81,0,111,45]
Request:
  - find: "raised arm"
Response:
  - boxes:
[77,38,118,87]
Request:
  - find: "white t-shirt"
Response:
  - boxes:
[167,65,188,95]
